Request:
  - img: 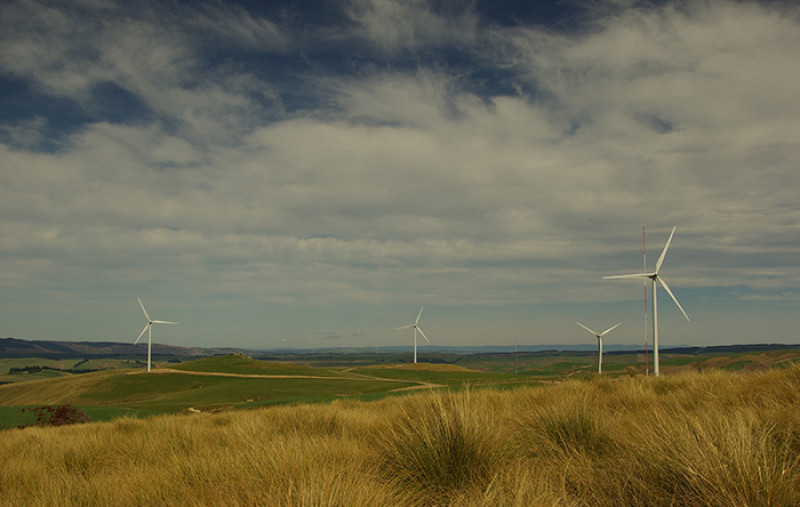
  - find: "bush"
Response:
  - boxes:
[23,405,93,427]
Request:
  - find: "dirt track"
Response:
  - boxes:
[135,367,444,392]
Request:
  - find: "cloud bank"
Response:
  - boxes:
[1,0,799,347]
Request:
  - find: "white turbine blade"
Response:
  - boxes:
[134,323,149,344]
[415,305,424,325]
[137,298,151,322]
[576,322,599,337]
[600,322,622,337]
[417,326,431,343]
[655,226,677,273]
[657,277,690,321]
[603,273,650,280]
[152,320,177,325]
[395,324,413,330]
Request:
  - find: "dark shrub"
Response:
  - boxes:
[23,405,92,427]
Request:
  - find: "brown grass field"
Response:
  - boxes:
[2,363,799,506]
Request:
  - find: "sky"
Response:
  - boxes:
[1,0,799,352]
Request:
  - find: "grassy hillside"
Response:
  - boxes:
[0,357,140,385]
[1,357,488,426]
[3,348,799,426]
[171,354,348,377]
[0,369,413,414]
[2,364,799,505]
[351,364,516,387]
[0,370,122,406]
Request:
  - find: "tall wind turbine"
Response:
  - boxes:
[576,322,621,374]
[604,226,689,376]
[134,298,177,373]
[395,305,430,364]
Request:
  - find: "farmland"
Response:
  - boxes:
[1,356,799,505]
[2,346,800,429]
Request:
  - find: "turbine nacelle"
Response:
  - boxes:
[603,226,689,322]
[576,321,620,375]
[576,321,621,339]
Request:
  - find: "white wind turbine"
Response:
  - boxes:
[134,298,177,373]
[395,305,430,364]
[604,226,689,376]
[576,322,621,374]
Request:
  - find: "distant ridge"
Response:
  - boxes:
[2,337,799,359]
[258,343,800,356]
[647,343,800,355]
[0,337,242,359]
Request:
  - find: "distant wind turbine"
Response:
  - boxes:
[604,226,689,376]
[134,298,177,373]
[576,322,621,374]
[395,305,430,364]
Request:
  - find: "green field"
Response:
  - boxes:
[0,356,445,428]
[350,365,516,387]
[170,354,348,377]
[79,373,412,411]
[2,349,800,430]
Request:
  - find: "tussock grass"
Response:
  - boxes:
[2,365,800,505]
[374,389,509,504]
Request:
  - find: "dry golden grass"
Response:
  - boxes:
[2,365,800,506]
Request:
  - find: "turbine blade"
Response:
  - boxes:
[417,327,431,343]
[395,324,413,330]
[600,322,622,336]
[603,273,651,280]
[138,298,151,322]
[415,305,424,325]
[135,323,149,344]
[655,226,677,273]
[576,322,599,336]
[152,320,177,325]
[657,277,690,321]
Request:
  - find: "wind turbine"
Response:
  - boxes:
[395,305,430,364]
[604,226,689,376]
[576,322,621,374]
[134,298,177,373]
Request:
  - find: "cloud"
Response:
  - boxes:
[1,116,48,150]
[0,0,286,146]
[1,0,800,346]
[344,0,479,55]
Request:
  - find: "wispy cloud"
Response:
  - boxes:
[344,0,479,55]
[1,0,799,347]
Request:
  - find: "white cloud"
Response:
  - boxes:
[344,0,478,55]
[1,0,800,346]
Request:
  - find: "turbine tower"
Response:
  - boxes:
[576,322,621,374]
[134,298,177,373]
[395,305,430,363]
[604,226,689,376]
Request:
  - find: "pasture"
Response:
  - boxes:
[0,354,534,428]
[2,348,800,429]
[1,361,799,505]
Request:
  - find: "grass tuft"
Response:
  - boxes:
[375,389,507,503]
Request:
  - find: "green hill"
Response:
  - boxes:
[169,354,347,377]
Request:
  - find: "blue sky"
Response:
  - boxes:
[1,0,799,351]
